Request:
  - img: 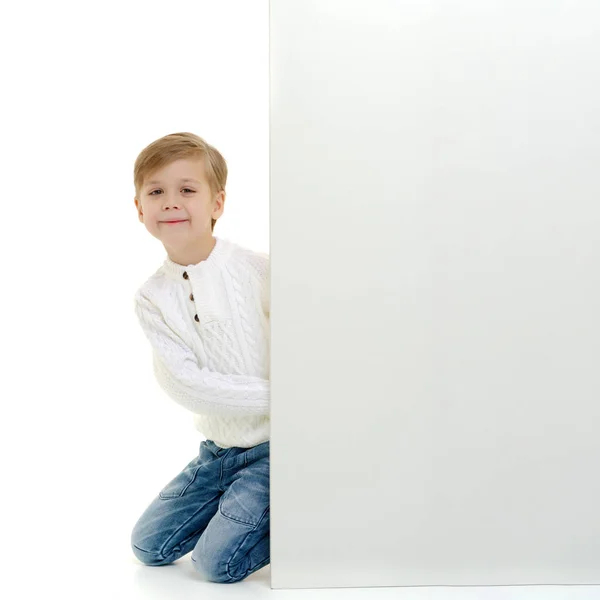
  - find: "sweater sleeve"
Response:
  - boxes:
[134,290,270,417]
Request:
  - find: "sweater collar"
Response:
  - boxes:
[162,236,235,281]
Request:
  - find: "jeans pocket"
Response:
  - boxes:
[159,463,200,499]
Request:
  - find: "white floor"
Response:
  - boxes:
[17,538,600,600]
[125,558,600,600]
[44,547,600,600]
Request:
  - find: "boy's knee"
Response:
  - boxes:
[131,541,176,566]
[131,525,178,566]
[191,549,248,583]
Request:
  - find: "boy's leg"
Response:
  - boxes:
[191,441,270,583]
[130,441,228,566]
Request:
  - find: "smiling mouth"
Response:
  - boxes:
[162,220,188,224]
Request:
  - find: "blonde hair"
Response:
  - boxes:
[133,132,228,231]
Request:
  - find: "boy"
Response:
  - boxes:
[130,132,271,584]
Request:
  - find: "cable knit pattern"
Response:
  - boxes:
[133,236,270,448]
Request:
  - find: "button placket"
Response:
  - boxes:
[183,271,199,324]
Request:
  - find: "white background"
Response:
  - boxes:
[2,0,600,598]
[1,1,270,598]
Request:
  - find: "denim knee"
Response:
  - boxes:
[191,551,246,583]
[131,524,179,566]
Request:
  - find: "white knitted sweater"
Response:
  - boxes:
[133,236,270,448]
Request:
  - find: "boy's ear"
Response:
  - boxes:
[213,191,226,219]
[134,197,144,222]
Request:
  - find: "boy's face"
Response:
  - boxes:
[134,157,225,250]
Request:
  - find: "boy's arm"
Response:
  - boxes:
[134,291,270,417]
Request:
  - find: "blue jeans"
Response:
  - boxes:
[131,439,270,583]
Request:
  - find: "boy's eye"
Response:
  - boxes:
[149,188,195,195]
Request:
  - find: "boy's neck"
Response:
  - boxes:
[165,235,217,267]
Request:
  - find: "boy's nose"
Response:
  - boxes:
[164,197,181,208]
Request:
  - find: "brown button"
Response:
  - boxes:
[189,293,194,301]
[183,271,189,280]
[194,314,199,322]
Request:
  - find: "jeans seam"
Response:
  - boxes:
[225,516,268,581]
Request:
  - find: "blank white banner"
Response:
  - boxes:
[270,0,600,589]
